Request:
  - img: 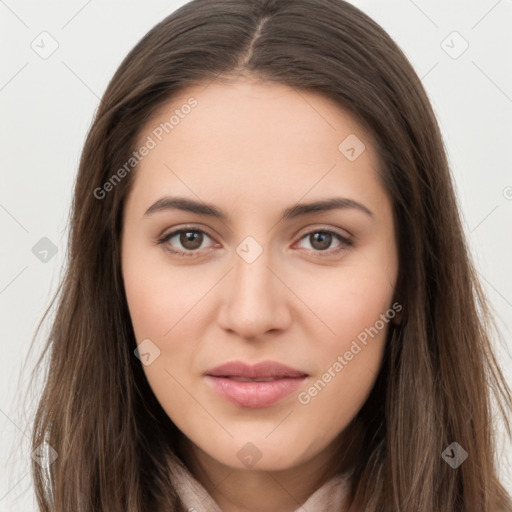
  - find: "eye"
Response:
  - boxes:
[295,229,352,256]
[156,226,353,258]
[157,227,216,257]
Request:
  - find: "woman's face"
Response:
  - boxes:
[121,77,399,472]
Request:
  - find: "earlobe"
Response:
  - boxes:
[390,298,403,325]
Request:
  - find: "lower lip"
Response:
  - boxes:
[205,375,307,408]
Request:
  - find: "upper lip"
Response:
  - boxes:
[205,360,308,379]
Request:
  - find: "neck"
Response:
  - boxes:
[177,429,356,512]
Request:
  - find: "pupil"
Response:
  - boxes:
[311,232,331,250]
[181,231,202,250]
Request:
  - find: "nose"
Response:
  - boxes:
[217,242,293,341]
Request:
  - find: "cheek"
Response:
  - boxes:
[122,241,212,342]
[122,245,217,404]
[299,262,396,351]
[292,265,394,421]
[122,251,207,429]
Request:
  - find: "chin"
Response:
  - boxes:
[200,435,314,473]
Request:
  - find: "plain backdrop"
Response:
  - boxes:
[1,0,511,510]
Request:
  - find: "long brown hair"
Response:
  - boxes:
[29,0,512,510]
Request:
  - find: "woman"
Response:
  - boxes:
[30,0,512,510]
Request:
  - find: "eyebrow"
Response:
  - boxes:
[144,196,374,220]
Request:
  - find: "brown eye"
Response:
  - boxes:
[309,232,333,251]
[158,228,215,256]
[297,229,352,255]
[179,231,204,250]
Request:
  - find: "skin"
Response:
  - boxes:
[121,75,399,512]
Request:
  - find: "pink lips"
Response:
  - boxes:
[204,360,308,408]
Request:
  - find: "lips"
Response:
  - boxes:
[205,360,308,379]
[204,360,308,408]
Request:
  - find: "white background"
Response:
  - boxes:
[1,0,511,510]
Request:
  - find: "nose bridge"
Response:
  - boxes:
[218,235,291,338]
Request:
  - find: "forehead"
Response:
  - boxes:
[139,77,372,157]
[127,77,387,217]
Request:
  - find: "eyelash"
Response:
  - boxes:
[156,225,353,259]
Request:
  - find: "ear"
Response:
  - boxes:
[392,307,403,325]
[390,296,403,325]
